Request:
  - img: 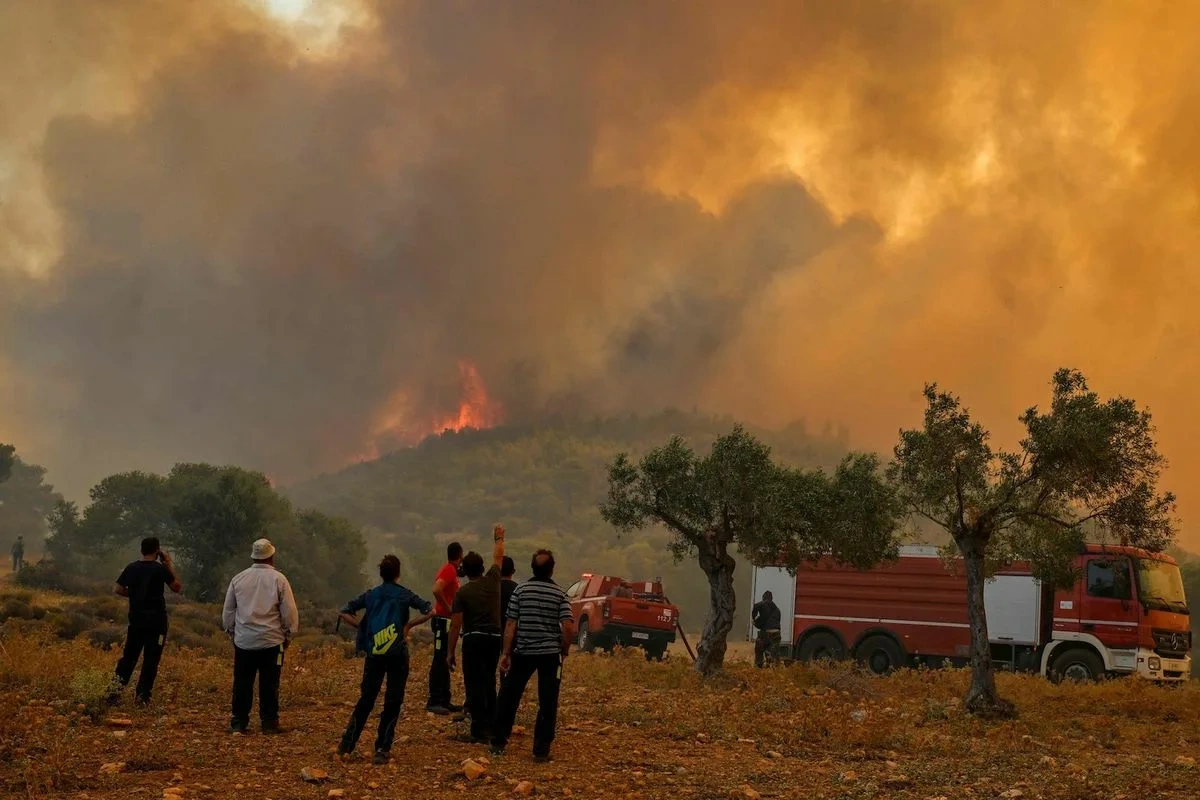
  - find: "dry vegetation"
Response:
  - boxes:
[1,586,1198,800]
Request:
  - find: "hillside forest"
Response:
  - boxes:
[3,410,1199,645]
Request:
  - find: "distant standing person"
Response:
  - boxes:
[500,555,517,622]
[222,538,299,735]
[490,549,575,762]
[336,554,435,763]
[11,535,24,572]
[111,537,182,705]
[751,590,782,668]
[427,542,464,715]
[446,525,506,743]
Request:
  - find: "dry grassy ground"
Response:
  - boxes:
[2,625,1199,800]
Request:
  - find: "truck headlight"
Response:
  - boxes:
[1147,656,1161,671]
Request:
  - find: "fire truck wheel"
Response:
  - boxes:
[1049,647,1104,683]
[577,618,595,653]
[855,635,906,675]
[797,632,846,664]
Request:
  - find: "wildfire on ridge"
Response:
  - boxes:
[351,360,503,464]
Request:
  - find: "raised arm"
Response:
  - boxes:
[160,551,183,594]
[492,523,506,568]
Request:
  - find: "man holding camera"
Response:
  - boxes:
[111,536,182,705]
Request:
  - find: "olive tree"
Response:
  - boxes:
[888,369,1175,716]
[601,425,901,675]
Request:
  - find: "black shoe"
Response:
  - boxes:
[490,745,505,757]
[373,750,390,765]
[446,703,463,713]
[134,695,151,707]
[337,744,353,757]
[452,713,468,723]
[261,723,285,736]
[426,705,451,716]
[533,752,552,763]
[229,723,248,735]
[450,732,490,744]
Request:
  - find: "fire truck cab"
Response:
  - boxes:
[750,544,1191,681]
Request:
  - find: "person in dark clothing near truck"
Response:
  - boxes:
[751,590,782,668]
[337,554,434,764]
[11,536,24,572]
[446,524,506,743]
[111,537,182,705]
[490,549,575,762]
[427,542,464,715]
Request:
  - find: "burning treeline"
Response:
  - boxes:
[0,0,1199,544]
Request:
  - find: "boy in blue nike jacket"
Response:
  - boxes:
[337,554,434,763]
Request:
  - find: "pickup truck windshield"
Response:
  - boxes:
[1135,559,1189,614]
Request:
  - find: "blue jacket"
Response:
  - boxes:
[341,582,432,656]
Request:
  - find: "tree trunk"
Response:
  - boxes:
[695,534,736,676]
[959,536,1015,718]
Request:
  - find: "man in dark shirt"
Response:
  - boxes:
[490,549,574,762]
[112,536,182,704]
[751,590,782,668]
[447,524,506,743]
[500,555,517,622]
[337,554,434,764]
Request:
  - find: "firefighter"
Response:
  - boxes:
[751,590,782,668]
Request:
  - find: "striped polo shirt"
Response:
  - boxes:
[507,577,572,656]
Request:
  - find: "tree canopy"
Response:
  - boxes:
[0,443,14,485]
[47,464,366,606]
[601,425,900,674]
[888,369,1176,713]
[0,449,62,554]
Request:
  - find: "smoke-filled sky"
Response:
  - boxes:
[1,0,1198,546]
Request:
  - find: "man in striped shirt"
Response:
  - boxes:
[490,549,574,762]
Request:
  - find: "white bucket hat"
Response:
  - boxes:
[251,538,276,560]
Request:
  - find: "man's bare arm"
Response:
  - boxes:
[432,578,449,610]
[114,584,129,598]
[560,618,575,657]
[492,524,505,568]
[338,612,359,629]
[161,551,183,594]
[446,612,464,668]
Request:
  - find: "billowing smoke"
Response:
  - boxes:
[2,1,1199,545]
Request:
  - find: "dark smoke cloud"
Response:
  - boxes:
[2,1,1200,547]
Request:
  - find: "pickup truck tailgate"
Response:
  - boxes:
[607,598,676,631]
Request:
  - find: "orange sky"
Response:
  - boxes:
[0,1,1197,547]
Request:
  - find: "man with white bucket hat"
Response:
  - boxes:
[222,538,299,735]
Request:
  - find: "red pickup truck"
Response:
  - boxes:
[565,574,679,660]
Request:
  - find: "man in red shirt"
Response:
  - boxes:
[427,542,464,714]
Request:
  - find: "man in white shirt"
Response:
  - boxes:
[222,538,299,735]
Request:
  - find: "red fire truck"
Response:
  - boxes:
[750,544,1191,681]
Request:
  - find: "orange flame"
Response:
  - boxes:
[352,360,502,464]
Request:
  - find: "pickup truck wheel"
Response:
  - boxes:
[577,619,595,653]
[797,632,845,664]
[855,635,905,675]
[1049,647,1104,683]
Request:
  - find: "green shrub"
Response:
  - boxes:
[69,668,114,719]
[15,562,107,596]
[47,611,96,640]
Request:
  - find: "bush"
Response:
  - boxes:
[15,562,107,596]
[86,625,125,651]
[47,611,96,640]
[68,668,114,719]
[0,596,45,623]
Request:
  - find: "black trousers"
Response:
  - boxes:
[11,554,22,572]
[754,630,782,667]
[114,623,167,702]
[491,652,563,755]
[340,649,409,754]
[231,644,284,728]
[461,634,501,740]
[427,616,452,708]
